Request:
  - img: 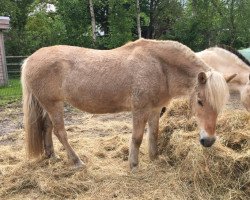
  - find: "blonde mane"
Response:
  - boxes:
[204,70,229,113]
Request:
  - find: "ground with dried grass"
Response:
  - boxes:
[0,95,249,200]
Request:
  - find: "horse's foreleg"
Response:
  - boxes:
[129,110,149,170]
[148,109,160,160]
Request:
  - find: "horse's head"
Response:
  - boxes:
[191,71,231,147]
[241,74,250,112]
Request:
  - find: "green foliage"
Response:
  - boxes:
[1,0,249,105]
[154,0,183,38]
[0,0,249,55]
[57,0,92,47]
[25,12,66,53]
[163,0,250,50]
[162,0,222,51]
[1,0,34,55]
[106,0,135,48]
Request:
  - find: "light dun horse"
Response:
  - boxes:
[196,45,250,111]
[21,39,233,170]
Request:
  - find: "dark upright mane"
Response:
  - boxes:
[217,44,250,67]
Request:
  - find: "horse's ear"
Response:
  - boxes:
[198,72,207,84]
[225,73,237,83]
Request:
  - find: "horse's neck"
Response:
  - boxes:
[150,43,209,97]
[160,62,204,98]
[168,68,199,97]
[130,40,209,97]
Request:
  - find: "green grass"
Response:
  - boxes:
[0,78,22,106]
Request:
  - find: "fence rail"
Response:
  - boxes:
[6,56,27,78]
[0,56,25,104]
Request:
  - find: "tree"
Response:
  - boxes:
[147,0,158,38]
[0,0,35,55]
[1,0,250,55]
[57,0,92,47]
[89,0,96,45]
[107,0,135,48]
[25,4,66,54]
[136,0,142,38]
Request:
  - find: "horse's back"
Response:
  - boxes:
[22,44,167,114]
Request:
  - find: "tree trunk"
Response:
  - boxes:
[136,0,142,38]
[147,0,158,39]
[229,0,236,45]
[89,0,96,44]
[147,0,154,38]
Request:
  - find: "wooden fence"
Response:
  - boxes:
[0,56,26,104]
[6,56,27,78]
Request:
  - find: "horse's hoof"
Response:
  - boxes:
[50,154,60,161]
[149,154,158,161]
[130,166,139,173]
[129,161,139,173]
[74,160,86,169]
[43,153,60,160]
[42,154,61,165]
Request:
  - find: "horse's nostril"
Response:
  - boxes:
[200,137,216,147]
[200,138,205,146]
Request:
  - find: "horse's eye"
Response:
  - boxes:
[198,99,203,107]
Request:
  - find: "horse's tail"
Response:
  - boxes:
[21,59,46,158]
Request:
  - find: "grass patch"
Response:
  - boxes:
[0,78,22,106]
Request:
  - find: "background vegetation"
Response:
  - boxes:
[1,0,250,56]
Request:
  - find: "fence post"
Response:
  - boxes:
[0,16,10,86]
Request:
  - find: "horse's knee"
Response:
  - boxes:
[131,136,143,147]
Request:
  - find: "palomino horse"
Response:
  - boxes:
[21,39,233,170]
[196,45,250,111]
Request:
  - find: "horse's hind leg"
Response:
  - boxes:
[44,114,56,158]
[148,109,161,160]
[44,101,84,168]
[129,110,149,170]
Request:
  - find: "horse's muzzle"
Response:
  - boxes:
[200,137,216,147]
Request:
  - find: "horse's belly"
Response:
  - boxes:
[68,99,131,114]
[65,89,132,114]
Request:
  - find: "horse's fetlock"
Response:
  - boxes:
[130,160,138,169]
[44,145,55,158]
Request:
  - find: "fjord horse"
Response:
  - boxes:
[21,39,232,170]
[197,45,250,111]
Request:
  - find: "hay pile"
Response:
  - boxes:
[159,99,250,199]
[0,99,249,199]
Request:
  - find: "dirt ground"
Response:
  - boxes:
[0,91,244,137]
[0,93,249,199]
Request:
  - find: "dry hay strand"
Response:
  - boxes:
[0,131,192,200]
[159,99,250,199]
[1,99,249,199]
[159,99,197,134]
